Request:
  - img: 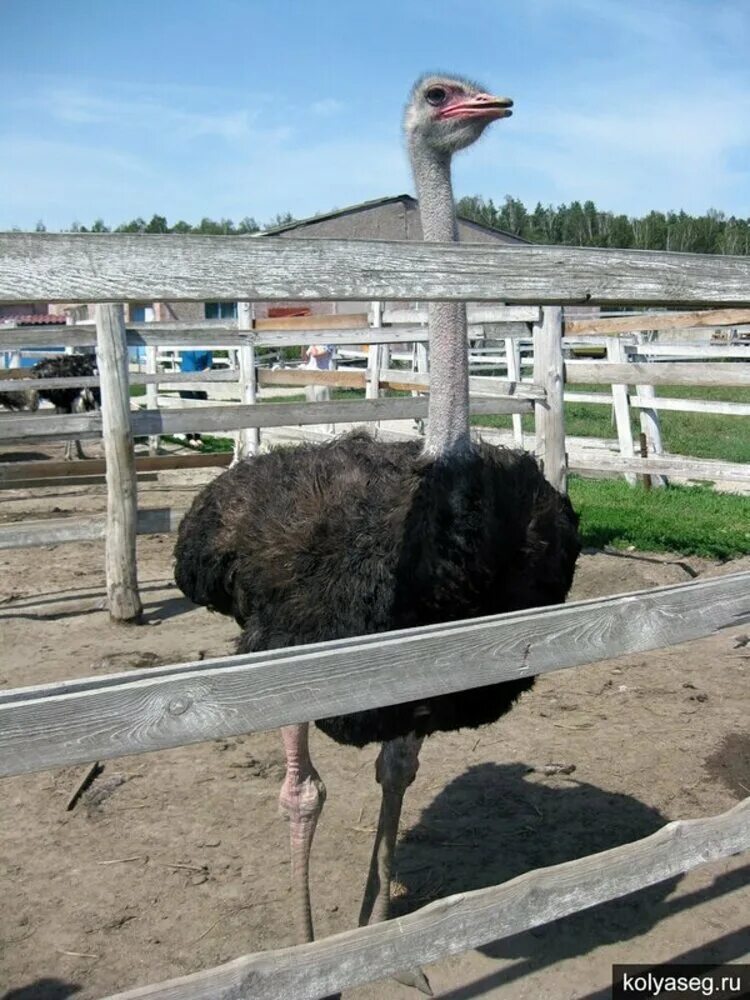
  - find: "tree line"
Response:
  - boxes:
[27,197,750,254]
[456,196,750,255]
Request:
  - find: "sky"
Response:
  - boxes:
[1,0,749,231]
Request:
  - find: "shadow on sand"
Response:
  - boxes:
[387,762,745,997]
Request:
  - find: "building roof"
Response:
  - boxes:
[2,314,68,326]
[259,194,530,243]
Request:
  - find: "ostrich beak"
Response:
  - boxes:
[440,93,514,121]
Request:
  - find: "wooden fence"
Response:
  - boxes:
[1,232,749,996]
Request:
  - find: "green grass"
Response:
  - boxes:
[472,384,750,464]
[570,476,750,559]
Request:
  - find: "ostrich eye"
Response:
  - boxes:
[425,86,447,106]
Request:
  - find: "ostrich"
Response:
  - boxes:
[175,73,580,989]
[0,388,39,413]
[32,353,100,460]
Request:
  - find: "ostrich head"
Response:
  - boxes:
[404,73,513,157]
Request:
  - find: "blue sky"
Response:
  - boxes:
[1,0,748,231]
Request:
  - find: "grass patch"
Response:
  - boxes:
[570,476,750,559]
[472,383,750,464]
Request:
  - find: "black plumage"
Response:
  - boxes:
[0,389,36,412]
[175,431,580,746]
[31,353,100,413]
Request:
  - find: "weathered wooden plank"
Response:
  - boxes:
[605,337,636,485]
[632,343,750,359]
[0,396,533,441]
[565,361,750,386]
[0,324,432,351]
[0,369,240,389]
[95,305,142,622]
[533,307,567,492]
[0,507,187,550]
[258,368,365,390]
[235,302,259,460]
[570,453,750,483]
[4,233,750,306]
[628,395,750,416]
[104,796,750,1000]
[566,307,750,336]
[259,326,430,348]
[254,312,368,330]
[0,571,747,776]
[383,305,541,324]
[0,453,232,483]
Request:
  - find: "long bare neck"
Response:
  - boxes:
[410,141,471,459]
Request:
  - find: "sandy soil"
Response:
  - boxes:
[0,460,748,1000]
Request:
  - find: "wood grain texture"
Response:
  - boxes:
[0,369,240,389]
[632,343,750,359]
[383,305,541,324]
[0,453,231,483]
[0,321,438,350]
[605,337,636,485]
[235,302,259,460]
[0,507,187,549]
[254,312,368,330]
[570,453,750,483]
[565,362,750,386]
[533,307,567,492]
[95,304,142,622]
[103,796,750,1000]
[0,571,747,776]
[4,233,750,305]
[0,395,533,440]
[566,307,750,335]
[627,395,750,416]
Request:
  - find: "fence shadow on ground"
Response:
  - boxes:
[1,979,81,1000]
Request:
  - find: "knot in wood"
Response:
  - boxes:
[167,695,192,717]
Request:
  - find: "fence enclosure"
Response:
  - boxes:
[0,232,749,999]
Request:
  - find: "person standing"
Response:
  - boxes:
[178,349,213,447]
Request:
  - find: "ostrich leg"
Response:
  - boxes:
[359,733,432,995]
[70,396,89,460]
[278,723,327,943]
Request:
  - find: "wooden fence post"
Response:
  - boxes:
[633,333,666,488]
[605,336,636,485]
[533,306,567,492]
[145,346,160,456]
[95,303,142,623]
[504,335,524,447]
[234,301,259,462]
[366,301,383,400]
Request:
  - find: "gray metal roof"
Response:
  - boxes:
[258,194,530,243]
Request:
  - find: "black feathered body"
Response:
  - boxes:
[32,354,100,412]
[174,432,580,747]
[0,389,36,412]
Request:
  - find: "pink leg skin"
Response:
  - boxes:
[278,723,326,944]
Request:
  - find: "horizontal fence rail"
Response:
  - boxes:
[0,507,187,549]
[0,395,533,441]
[1,571,747,778]
[4,233,750,305]
[565,361,750,386]
[103,796,750,1000]
[566,307,750,336]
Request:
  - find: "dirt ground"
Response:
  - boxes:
[0,452,748,1000]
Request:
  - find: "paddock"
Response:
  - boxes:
[0,232,748,999]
